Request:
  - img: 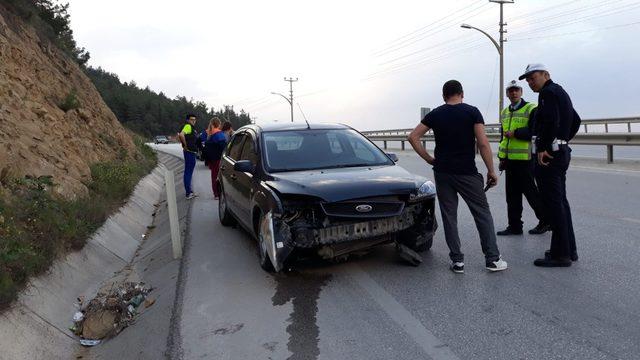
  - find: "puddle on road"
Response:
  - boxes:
[272,271,332,360]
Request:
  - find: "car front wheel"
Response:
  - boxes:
[257,213,275,272]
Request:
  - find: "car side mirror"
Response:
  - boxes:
[386,153,399,162]
[234,160,254,174]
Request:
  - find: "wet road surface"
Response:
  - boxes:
[154,144,640,360]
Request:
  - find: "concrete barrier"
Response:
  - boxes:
[0,152,186,360]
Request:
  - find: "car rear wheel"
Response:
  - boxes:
[218,189,236,226]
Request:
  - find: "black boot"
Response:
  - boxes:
[497,226,523,236]
[529,222,551,235]
[545,250,578,261]
[534,256,572,267]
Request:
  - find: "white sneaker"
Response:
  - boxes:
[486,258,508,272]
[450,262,464,274]
[186,193,197,200]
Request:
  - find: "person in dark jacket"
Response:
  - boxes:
[496,80,549,236]
[203,119,230,199]
[519,64,581,267]
[408,80,508,274]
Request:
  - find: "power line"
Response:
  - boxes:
[372,0,483,55]
[509,19,640,41]
[486,55,499,117]
[510,0,618,27]
[510,0,640,36]
[378,35,482,67]
[373,1,492,58]
[364,42,487,80]
[509,0,584,22]
[510,0,625,34]
[373,38,486,75]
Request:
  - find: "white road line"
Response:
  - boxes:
[621,218,640,224]
[347,265,461,360]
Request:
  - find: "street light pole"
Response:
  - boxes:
[461,0,513,121]
[284,77,298,122]
[270,91,293,122]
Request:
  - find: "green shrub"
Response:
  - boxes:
[59,89,80,112]
[0,145,157,309]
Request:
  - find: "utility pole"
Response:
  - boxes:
[224,105,233,122]
[284,77,298,122]
[462,0,513,121]
[492,0,512,119]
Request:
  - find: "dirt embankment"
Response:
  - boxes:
[0,4,137,199]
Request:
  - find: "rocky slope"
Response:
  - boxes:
[0,4,137,199]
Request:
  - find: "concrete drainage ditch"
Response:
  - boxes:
[0,151,188,360]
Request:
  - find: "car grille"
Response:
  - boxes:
[321,200,405,218]
[313,211,415,245]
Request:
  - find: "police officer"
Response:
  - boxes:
[497,80,549,236]
[519,64,581,267]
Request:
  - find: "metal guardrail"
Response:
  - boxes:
[361,116,640,137]
[362,117,640,163]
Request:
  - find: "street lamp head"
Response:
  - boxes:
[461,23,472,29]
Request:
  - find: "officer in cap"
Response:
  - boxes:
[519,64,581,267]
[497,80,549,236]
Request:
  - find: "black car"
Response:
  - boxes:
[217,123,437,272]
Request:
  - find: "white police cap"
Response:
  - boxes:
[506,80,521,90]
[518,63,549,80]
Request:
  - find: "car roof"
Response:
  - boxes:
[239,122,353,133]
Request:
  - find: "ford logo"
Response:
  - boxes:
[355,204,373,213]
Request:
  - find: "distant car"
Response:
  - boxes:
[154,135,169,144]
[217,123,438,272]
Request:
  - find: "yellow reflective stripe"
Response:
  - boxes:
[504,148,530,154]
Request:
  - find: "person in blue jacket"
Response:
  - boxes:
[204,120,232,199]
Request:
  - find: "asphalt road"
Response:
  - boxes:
[153,143,640,360]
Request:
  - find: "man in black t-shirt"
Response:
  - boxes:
[408,80,507,274]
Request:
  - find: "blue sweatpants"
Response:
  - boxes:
[183,151,196,196]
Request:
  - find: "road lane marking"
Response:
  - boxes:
[622,218,640,224]
[347,265,461,360]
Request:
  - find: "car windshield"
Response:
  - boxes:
[262,129,393,172]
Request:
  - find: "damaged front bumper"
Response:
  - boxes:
[261,197,437,271]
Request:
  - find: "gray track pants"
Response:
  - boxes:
[434,172,500,263]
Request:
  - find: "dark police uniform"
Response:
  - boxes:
[533,79,581,262]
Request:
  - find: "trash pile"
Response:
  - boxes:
[71,282,154,346]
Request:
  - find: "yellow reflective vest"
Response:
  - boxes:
[498,101,537,160]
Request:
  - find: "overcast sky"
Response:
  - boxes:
[67,0,640,130]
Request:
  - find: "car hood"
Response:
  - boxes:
[264,165,426,202]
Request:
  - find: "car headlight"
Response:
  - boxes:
[409,180,436,201]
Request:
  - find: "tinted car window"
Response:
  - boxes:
[327,132,344,155]
[227,134,246,160]
[239,135,258,164]
[262,129,393,172]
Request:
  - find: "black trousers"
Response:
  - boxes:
[504,159,546,229]
[535,147,577,259]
